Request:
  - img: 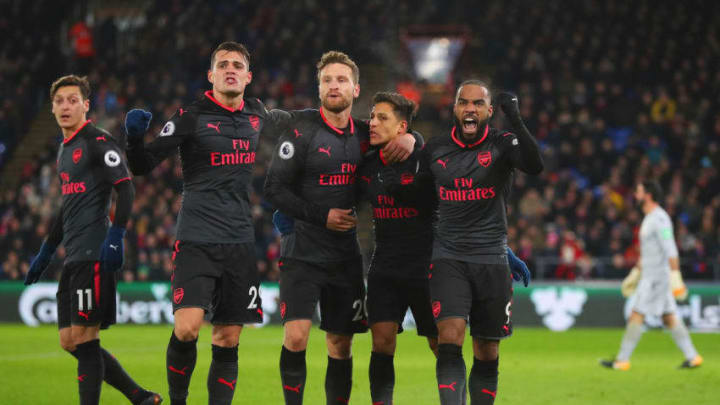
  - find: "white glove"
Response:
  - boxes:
[670,270,688,301]
[621,267,640,298]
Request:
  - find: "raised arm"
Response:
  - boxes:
[496,92,544,175]
[124,108,191,175]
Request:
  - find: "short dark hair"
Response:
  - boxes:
[316,50,360,84]
[372,92,416,127]
[50,75,90,100]
[210,41,251,69]
[455,79,492,103]
[642,180,663,202]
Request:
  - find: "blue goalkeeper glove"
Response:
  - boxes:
[507,247,531,287]
[124,109,152,140]
[24,242,56,285]
[100,226,126,272]
[272,210,295,235]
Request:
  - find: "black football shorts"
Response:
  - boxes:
[171,240,263,325]
[366,269,437,337]
[429,259,513,339]
[57,261,117,329]
[278,257,367,335]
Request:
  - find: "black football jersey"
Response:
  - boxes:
[264,108,371,263]
[357,145,435,278]
[57,121,131,262]
[424,125,526,264]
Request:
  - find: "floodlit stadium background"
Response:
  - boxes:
[0,1,718,403]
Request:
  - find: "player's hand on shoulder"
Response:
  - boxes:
[382,133,415,163]
[124,109,153,139]
[326,208,357,232]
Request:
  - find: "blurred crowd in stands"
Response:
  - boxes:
[2,0,719,282]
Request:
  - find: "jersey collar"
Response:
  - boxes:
[450,124,489,148]
[320,107,355,136]
[204,90,245,112]
[63,120,92,144]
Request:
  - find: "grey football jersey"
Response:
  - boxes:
[639,206,678,280]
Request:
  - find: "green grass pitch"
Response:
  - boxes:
[0,324,717,404]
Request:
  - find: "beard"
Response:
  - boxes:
[219,88,242,98]
[454,115,491,141]
[321,94,353,113]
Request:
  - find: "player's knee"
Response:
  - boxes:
[438,328,463,345]
[284,329,309,351]
[371,333,396,354]
[327,334,353,359]
[473,339,499,361]
[60,337,76,352]
[212,325,242,347]
[174,323,201,342]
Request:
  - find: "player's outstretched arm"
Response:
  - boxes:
[24,207,63,285]
[264,131,331,228]
[495,92,544,175]
[125,108,186,175]
[261,109,294,144]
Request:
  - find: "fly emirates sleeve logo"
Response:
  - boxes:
[438,177,495,201]
[318,162,356,186]
[210,139,256,166]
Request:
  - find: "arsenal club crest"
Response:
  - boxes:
[400,173,414,185]
[477,151,492,167]
[249,115,260,131]
[432,301,441,318]
[173,288,184,304]
[72,148,83,164]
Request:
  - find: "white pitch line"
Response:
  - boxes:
[0,345,168,362]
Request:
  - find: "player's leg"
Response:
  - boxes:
[326,332,354,405]
[278,259,323,405]
[469,339,500,405]
[604,279,664,370]
[206,325,243,405]
[59,270,161,405]
[66,261,113,405]
[367,272,407,404]
[166,308,203,405]
[466,263,512,405]
[71,324,104,405]
[602,310,644,370]
[205,242,263,405]
[166,241,217,405]
[281,320,312,405]
[603,278,665,370]
[431,260,472,405]
[407,274,440,357]
[320,258,365,405]
[369,321,398,405]
[663,310,702,368]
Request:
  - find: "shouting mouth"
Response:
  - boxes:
[462,116,478,133]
